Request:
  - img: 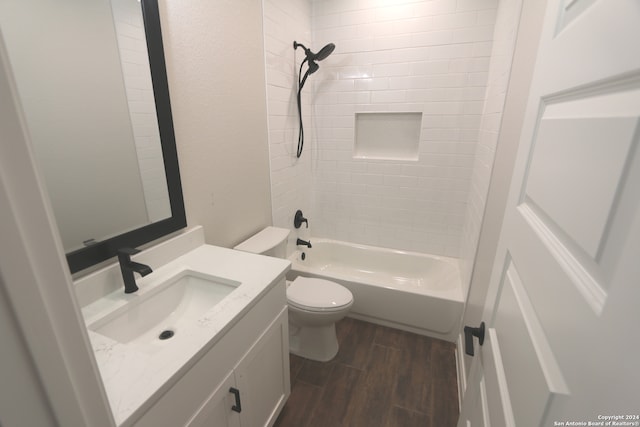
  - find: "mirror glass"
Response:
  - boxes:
[0,0,186,272]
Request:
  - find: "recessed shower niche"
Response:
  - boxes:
[353,112,422,161]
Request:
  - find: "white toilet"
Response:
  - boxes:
[234,226,353,362]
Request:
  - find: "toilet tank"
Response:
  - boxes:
[234,226,290,258]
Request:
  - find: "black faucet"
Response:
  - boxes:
[117,248,152,294]
[296,238,312,249]
[294,210,308,228]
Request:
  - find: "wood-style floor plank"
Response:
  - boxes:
[274,318,459,427]
[393,333,433,414]
[307,364,363,427]
[334,318,378,370]
[275,380,323,427]
[386,405,431,427]
[344,343,401,427]
[295,358,336,388]
[430,340,459,426]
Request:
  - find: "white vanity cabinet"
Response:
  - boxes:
[132,279,290,427]
[187,308,289,427]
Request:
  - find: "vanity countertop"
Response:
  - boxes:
[80,244,290,426]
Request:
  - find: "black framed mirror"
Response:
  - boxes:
[0,0,186,273]
[65,0,186,273]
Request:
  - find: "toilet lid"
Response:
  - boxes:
[287,277,353,311]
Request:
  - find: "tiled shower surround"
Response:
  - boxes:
[459,0,523,288]
[264,0,314,239]
[264,0,502,267]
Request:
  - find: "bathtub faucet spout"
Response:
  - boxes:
[296,238,312,248]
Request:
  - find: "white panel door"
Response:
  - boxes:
[459,0,640,425]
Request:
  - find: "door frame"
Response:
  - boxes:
[456,0,549,401]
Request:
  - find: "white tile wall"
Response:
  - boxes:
[263,0,314,253]
[309,0,498,257]
[459,0,523,292]
[263,0,518,265]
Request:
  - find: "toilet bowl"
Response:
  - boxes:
[287,277,353,361]
[234,227,353,361]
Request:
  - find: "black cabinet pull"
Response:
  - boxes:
[463,322,485,356]
[229,387,242,413]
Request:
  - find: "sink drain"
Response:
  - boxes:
[159,329,174,340]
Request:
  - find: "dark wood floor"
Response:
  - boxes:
[274,317,459,427]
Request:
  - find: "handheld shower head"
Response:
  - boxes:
[293,41,336,63]
[313,43,335,61]
[293,40,336,159]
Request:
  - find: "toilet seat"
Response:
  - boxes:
[287,277,353,312]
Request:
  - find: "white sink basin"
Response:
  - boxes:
[89,270,240,351]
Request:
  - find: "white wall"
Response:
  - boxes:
[0,278,57,426]
[0,31,114,425]
[160,0,273,248]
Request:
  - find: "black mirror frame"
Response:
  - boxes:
[66,0,186,273]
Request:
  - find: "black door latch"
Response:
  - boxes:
[464,322,485,356]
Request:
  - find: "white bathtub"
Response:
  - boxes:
[287,238,464,342]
